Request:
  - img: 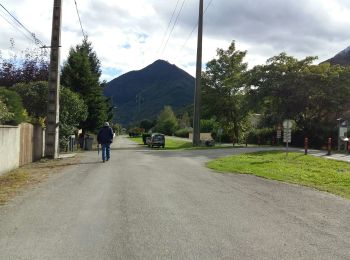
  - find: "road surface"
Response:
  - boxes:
[1,136,350,259]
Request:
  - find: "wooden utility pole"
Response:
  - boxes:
[193,0,203,146]
[45,0,62,158]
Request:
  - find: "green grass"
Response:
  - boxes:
[207,151,350,199]
[129,137,192,149]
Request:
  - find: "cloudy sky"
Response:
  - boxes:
[1,0,350,81]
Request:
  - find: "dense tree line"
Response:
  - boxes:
[201,41,350,147]
[136,41,350,148]
[0,37,113,149]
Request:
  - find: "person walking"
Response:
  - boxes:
[97,122,114,162]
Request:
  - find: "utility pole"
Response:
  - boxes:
[45,0,62,158]
[193,0,203,146]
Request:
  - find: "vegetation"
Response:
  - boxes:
[130,136,192,150]
[0,87,25,125]
[0,44,49,87]
[0,97,13,124]
[154,106,179,135]
[207,151,350,199]
[247,54,350,147]
[198,41,350,148]
[201,41,249,144]
[13,81,48,119]
[61,37,109,133]
[59,87,88,148]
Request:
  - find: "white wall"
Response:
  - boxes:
[0,125,20,176]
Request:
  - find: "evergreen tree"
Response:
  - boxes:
[61,37,107,133]
[155,106,179,135]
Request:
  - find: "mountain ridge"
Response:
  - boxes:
[104,60,195,126]
[324,45,350,65]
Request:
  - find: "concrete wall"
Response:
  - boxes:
[188,132,212,141]
[0,123,45,176]
[0,125,20,176]
[33,124,45,161]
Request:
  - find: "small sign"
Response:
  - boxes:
[283,120,292,144]
[277,130,281,139]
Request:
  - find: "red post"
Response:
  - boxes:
[327,138,331,155]
[304,137,308,155]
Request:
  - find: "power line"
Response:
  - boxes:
[73,0,86,38]
[0,9,35,45]
[180,0,214,52]
[160,0,187,56]
[0,3,44,46]
[157,0,181,54]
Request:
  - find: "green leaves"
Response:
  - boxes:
[201,41,249,142]
[155,106,179,135]
[61,37,108,133]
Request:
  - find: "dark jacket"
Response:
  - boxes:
[97,126,114,144]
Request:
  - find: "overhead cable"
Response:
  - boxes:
[180,0,214,52]
[157,0,181,54]
[73,0,86,38]
[160,0,187,56]
[0,3,44,46]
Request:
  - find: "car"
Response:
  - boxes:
[145,136,151,146]
[148,133,165,148]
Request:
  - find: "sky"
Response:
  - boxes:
[1,0,350,82]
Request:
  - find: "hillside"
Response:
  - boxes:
[104,60,195,126]
[324,46,350,65]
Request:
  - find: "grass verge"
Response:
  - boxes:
[129,137,192,149]
[207,151,350,199]
[0,156,80,205]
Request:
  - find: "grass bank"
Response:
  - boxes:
[207,151,350,199]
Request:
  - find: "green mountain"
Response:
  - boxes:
[104,60,195,126]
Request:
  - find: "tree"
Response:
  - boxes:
[201,41,249,142]
[12,81,48,119]
[0,97,13,124]
[59,87,88,145]
[61,37,108,133]
[0,45,49,87]
[247,53,350,146]
[179,111,190,128]
[155,106,179,135]
[140,119,154,132]
[0,87,25,125]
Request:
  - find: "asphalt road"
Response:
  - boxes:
[1,136,350,259]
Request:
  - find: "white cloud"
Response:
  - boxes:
[1,0,350,81]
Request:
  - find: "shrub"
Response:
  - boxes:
[175,127,193,138]
[246,128,275,145]
[0,87,25,125]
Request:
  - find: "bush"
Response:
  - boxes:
[246,128,275,145]
[0,87,25,125]
[175,127,192,138]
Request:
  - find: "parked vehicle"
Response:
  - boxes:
[145,136,151,146]
[142,133,151,144]
[148,133,165,148]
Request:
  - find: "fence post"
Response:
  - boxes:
[327,138,332,155]
[304,137,308,155]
